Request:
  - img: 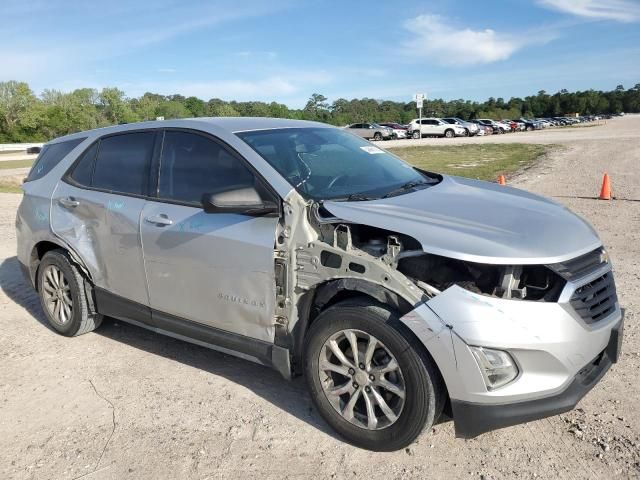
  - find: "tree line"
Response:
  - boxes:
[1,80,638,142]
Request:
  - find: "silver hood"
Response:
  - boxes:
[323,175,601,265]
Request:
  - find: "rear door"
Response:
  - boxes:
[348,124,366,138]
[139,130,279,342]
[422,119,437,136]
[51,131,158,306]
[360,123,374,139]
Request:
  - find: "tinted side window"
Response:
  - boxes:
[26,138,85,182]
[159,131,255,204]
[92,132,155,195]
[69,142,98,186]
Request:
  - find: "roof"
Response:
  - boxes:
[48,117,331,144]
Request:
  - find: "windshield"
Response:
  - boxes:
[236,127,435,201]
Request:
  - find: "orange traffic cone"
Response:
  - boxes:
[497,175,506,185]
[599,173,612,200]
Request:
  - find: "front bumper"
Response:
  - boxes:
[400,266,623,437]
[452,317,622,438]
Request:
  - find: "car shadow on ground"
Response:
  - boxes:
[0,255,339,440]
[0,256,53,329]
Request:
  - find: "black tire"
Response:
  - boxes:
[373,132,382,141]
[412,131,420,139]
[444,129,454,138]
[526,125,533,131]
[37,249,103,337]
[304,298,445,451]
[463,128,470,137]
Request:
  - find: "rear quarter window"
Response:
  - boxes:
[25,138,85,182]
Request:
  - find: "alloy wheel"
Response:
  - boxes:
[42,265,73,325]
[318,329,406,430]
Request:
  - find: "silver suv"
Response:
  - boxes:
[16,118,623,451]
[343,122,392,141]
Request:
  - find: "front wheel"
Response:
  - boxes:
[373,132,382,141]
[304,299,444,451]
[412,131,420,139]
[444,129,454,138]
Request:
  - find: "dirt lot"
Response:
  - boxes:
[1,116,639,480]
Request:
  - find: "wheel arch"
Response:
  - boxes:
[290,278,415,375]
[29,239,93,290]
[292,278,451,413]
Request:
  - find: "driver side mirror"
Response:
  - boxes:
[201,186,278,216]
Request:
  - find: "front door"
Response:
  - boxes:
[140,130,280,342]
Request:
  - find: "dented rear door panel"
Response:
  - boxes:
[50,182,149,305]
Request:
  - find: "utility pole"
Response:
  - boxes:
[414,93,425,138]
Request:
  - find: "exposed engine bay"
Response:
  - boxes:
[274,194,567,342]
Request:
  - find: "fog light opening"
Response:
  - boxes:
[470,346,519,390]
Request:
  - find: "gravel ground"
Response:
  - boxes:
[0,116,639,480]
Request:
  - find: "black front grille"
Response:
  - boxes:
[570,272,617,324]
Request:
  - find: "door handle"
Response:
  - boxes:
[58,197,80,208]
[144,214,173,226]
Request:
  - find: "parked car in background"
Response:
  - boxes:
[17,117,623,451]
[501,120,520,132]
[344,123,393,141]
[495,120,514,133]
[476,119,508,134]
[378,123,408,139]
[441,118,480,137]
[470,120,493,135]
[408,118,466,139]
[26,146,42,155]
[535,118,552,128]
[515,118,541,131]
[479,118,511,133]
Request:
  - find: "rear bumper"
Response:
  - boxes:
[451,316,622,438]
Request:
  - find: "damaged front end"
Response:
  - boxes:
[276,191,622,438]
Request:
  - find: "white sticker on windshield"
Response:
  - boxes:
[360,146,384,154]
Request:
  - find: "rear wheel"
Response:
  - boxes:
[304,299,444,451]
[37,250,103,336]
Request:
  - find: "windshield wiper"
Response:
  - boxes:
[382,180,434,198]
[329,192,379,202]
[344,192,379,201]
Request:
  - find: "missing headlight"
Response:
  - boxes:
[398,254,565,301]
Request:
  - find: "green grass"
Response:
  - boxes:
[387,144,551,181]
[0,180,23,193]
[0,159,34,170]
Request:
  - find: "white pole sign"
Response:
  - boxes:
[414,93,425,139]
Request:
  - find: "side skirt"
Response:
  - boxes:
[94,288,291,379]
